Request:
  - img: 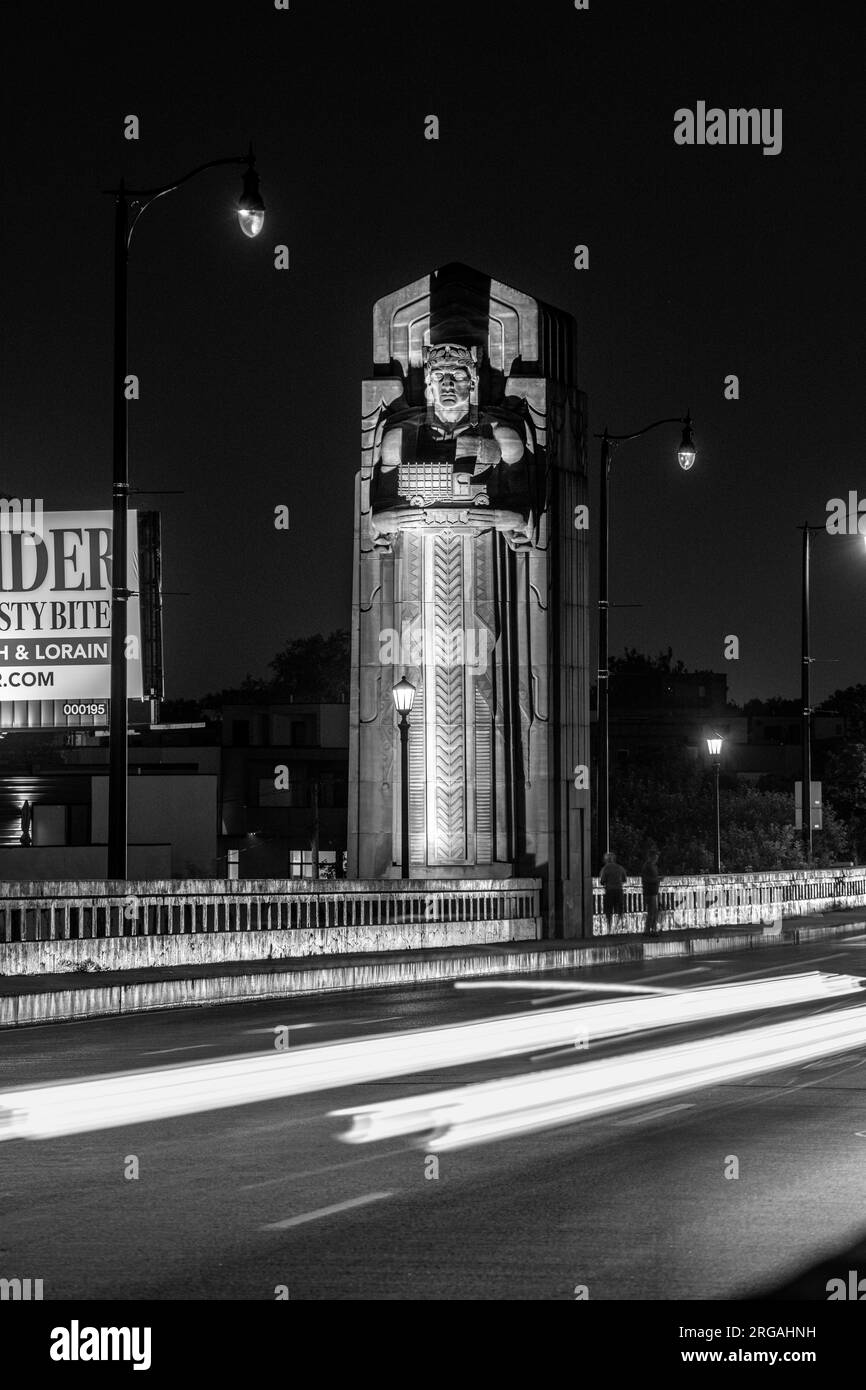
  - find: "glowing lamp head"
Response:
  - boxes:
[706,735,723,758]
[237,162,265,238]
[677,414,697,471]
[392,678,416,715]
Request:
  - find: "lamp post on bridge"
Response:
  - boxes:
[706,733,724,873]
[392,678,416,878]
[595,413,696,859]
[105,148,265,880]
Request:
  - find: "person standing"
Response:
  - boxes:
[599,850,627,932]
[641,849,662,935]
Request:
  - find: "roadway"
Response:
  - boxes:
[1,935,865,1300]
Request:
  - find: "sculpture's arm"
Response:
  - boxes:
[491,420,525,465]
[380,424,404,471]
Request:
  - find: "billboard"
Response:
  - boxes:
[0,510,152,705]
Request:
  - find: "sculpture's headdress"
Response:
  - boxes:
[424,342,481,425]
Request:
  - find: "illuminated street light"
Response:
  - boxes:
[677,413,697,471]
[237,155,266,238]
[706,733,724,873]
[392,678,416,877]
[105,146,265,879]
[392,678,416,715]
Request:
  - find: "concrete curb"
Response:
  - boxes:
[2,915,864,1027]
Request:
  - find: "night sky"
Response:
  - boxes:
[3,1,863,707]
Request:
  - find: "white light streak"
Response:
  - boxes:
[0,973,859,1142]
[334,1006,866,1152]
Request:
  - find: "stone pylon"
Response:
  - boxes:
[347,263,591,937]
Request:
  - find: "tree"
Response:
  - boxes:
[742,695,800,716]
[822,742,866,862]
[607,755,850,874]
[817,685,866,740]
[186,630,351,710]
[267,630,350,702]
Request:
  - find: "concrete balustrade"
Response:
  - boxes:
[593,866,866,935]
[0,879,542,968]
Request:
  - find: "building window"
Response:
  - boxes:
[288,849,336,877]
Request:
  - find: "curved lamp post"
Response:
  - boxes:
[105,147,264,879]
[706,733,724,873]
[392,677,416,879]
[595,413,696,858]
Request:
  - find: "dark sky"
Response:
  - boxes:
[3,1,863,707]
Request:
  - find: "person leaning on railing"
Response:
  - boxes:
[599,851,628,932]
[640,850,662,935]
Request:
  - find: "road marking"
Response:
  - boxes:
[457,980,670,997]
[614,1103,695,1126]
[640,967,712,983]
[529,1045,588,1063]
[242,1025,317,1035]
[140,1043,220,1056]
[242,1018,404,1035]
[260,1191,393,1230]
[241,1150,407,1189]
[713,955,844,983]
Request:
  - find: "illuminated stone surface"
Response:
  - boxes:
[347,265,592,936]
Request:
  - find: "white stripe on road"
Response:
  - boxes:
[260,1191,393,1230]
[242,1018,404,1035]
[703,954,847,981]
[456,980,671,996]
[242,1150,407,1190]
[639,967,712,983]
[242,1025,317,1035]
[140,1044,221,1056]
[614,1104,695,1126]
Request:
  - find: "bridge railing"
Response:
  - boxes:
[592,867,866,935]
[0,878,542,943]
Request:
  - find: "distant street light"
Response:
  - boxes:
[797,522,861,860]
[706,733,724,873]
[595,412,696,857]
[392,678,416,878]
[105,147,264,880]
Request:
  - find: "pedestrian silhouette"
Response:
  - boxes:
[599,850,627,932]
[641,848,662,935]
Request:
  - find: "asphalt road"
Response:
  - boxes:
[2,937,866,1301]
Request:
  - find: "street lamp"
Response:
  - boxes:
[392,678,416,878]
[596,412,696,858]
[706,733,724,873]
[105,147,264,880]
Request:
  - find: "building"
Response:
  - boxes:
[0,717,220,879]
[220,702,349,877]
[605,667,846,781]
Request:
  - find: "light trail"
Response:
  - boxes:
[0,972,860,1141]
[333,1006,866,1152]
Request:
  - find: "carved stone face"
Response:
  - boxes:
[428,365,474,424]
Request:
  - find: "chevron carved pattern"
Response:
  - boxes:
[432,534,466,860]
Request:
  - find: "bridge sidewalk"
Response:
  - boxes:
[1,908,864,1027]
